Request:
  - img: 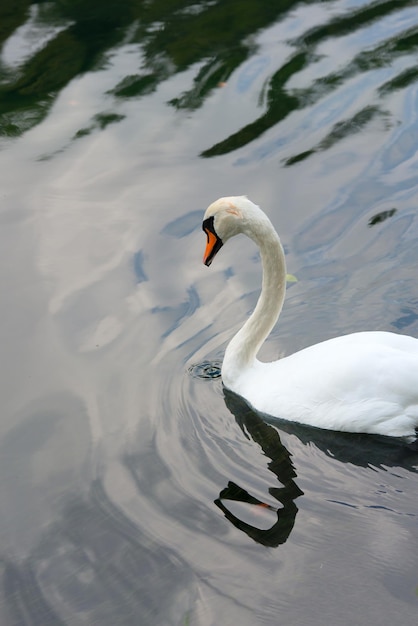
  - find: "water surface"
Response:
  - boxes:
[1,0,418,624]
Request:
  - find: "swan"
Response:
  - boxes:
[202,195,418,441]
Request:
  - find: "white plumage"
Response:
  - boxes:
[202,196,418,441]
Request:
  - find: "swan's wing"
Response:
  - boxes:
[240,332,418,439]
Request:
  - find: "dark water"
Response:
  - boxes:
[1,0,418,624]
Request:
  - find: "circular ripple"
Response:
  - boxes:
[188,360,222,379]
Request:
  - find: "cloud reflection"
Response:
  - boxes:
[1,480,198,625]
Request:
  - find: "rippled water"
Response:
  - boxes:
[1,0,418,624]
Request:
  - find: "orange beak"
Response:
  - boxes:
[203,228,223,266]
[203,230,217,265]
[202,216,223,266]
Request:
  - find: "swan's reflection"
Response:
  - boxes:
[217,389,418,547]
[272,416,418,471]
[215,389,303,548]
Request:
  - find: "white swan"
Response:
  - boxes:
[202,195,418,441]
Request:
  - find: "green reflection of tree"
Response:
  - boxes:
[202,1,418,158]
[380,66,418,95]
[111,0,302,104]
[0,0,139,136]
[284,105,389,167]
[0,0,418,155]
[0,0,297,138]
[139,0,290,68]
[0,0,29,47]
[201,51,306,157]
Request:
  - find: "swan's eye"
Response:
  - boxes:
[202,215,215,234]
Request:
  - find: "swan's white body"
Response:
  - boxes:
[202,196,418,441]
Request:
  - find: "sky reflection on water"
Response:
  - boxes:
[1,0,418,624]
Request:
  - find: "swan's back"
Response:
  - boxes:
[228,332,418,440]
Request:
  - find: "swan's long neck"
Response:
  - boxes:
[222,217,286,382]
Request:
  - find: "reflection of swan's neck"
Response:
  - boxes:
[223,218,286,379]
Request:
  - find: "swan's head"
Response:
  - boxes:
[202,195,268,266]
